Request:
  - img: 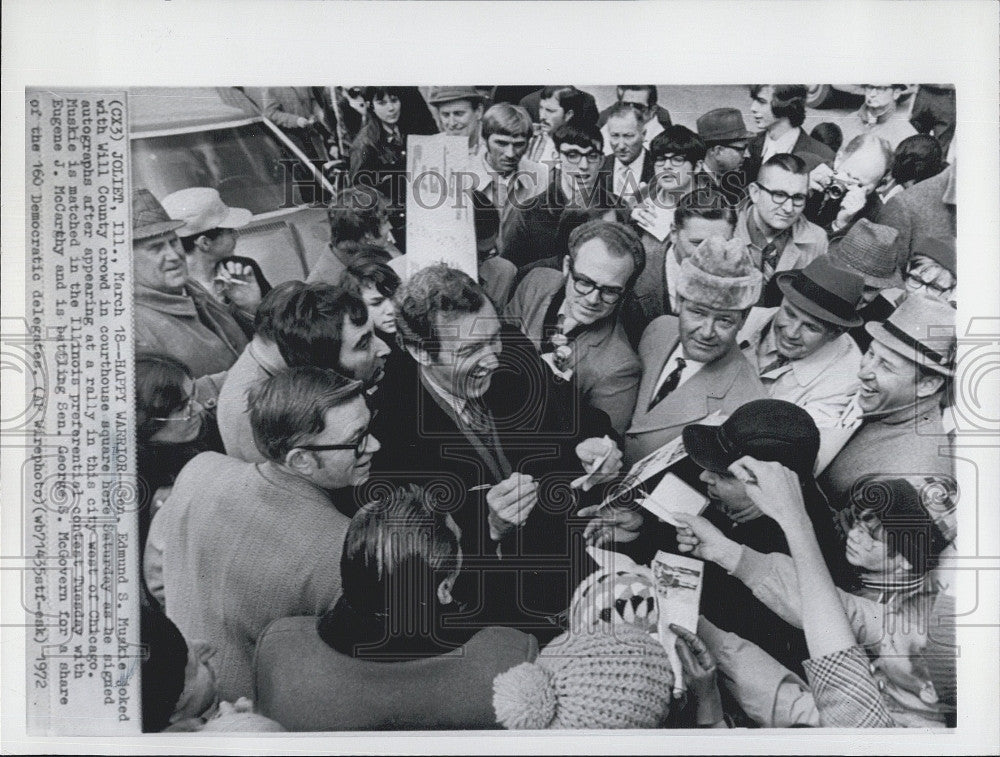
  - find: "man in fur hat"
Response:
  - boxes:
[623,237,767,464]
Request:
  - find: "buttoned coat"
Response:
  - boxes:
[624,315,766,464]
[505,268,641,434]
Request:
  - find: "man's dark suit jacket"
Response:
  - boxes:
[598,152,656,200]
[743,128,836,184]
[369,323,613,642]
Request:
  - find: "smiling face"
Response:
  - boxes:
[338,311,390,387]
[437,98,483,139]
[772,298,840,361]
[857,339,933,414]
[562,238,633,327]
[677,297,746,364]
[134,233,188,293]
[423,300,503,401]
[607,111,645,166]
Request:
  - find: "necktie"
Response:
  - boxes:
[460,398,491,434]
[760,242,779,284]
[648,357,687,412]
[615,162,629,198]
[386,126,402,147]
[759,354,791,378]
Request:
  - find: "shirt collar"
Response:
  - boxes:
[420,368,468,421]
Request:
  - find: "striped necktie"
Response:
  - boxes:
[760,241,780,284]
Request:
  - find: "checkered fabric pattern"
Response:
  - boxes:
[802,646,895,727]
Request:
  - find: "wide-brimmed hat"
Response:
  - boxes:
[132,188,184,241]
[427,86,484,106]
[829,219,903,290]
[161,187,252,238]
[676,237,762,311]
[866,293,956,376]
[776,256,866,328]
[696,108,751,145]
[683,399,820,480]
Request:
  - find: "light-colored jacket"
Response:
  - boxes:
[624,315,766,464]
[738,307,862,472]
[145,452,351,702]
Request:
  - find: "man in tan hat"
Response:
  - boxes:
[161,187,261,319]
[818,293,955,502]
[427,86,485,153]
[131,188,249,382]
[827,218,903,352]
[737,256,865,468]
[623,236,766,464]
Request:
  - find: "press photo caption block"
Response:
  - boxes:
[22,89,142,735]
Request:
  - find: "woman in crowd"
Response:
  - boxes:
[337,252,402,348]
[136,353,224,571]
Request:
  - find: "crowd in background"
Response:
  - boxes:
[130,83,958,731]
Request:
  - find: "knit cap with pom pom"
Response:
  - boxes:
[493,624,673,729]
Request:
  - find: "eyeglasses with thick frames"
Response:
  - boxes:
[905,272,952,296]
[559,148,602,165]
[653,154,690,168]
[755,182,808,207]
[568,260,624,305]
[297,410,378,459]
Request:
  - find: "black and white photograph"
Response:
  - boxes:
[2,1,998,754]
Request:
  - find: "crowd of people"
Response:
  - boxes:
[132,83,959,731]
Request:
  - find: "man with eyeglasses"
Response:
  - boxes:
[505,220,644,434]
[697,107,753,206]
[499,122,621,269]
[146,367,380,702]
[371,264,622,642]
[735,153,829,307]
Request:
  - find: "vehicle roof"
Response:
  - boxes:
[128,87,260,134]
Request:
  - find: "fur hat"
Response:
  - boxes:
[676,237,762,311]
[493,625,674,729]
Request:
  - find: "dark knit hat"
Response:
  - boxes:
[132,188,184,241]
[683,399,820,479]
[676,237,762,311]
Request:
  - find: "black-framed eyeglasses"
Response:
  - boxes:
[559,148,603,165]
[755,182,808,207]
[297,410,378,459]
[653,154,690,168]
[149,395,198,423]
[568,260,624,305]
[905,272,952,295]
